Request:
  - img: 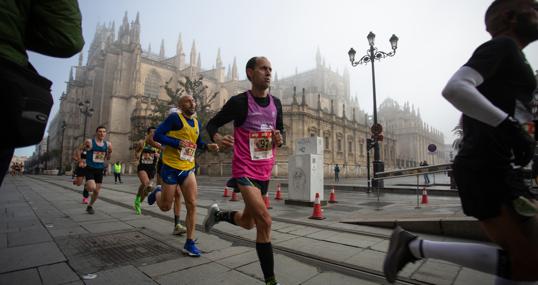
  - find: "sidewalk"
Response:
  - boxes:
[0,175,496,284]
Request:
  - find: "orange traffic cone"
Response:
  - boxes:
[264,193,272,209]
[328,187,337,203]
[309,193,325,220]
[421,187,429,204]
[230,191,239,201]
[275,183,283,200]
[223,186,230,197]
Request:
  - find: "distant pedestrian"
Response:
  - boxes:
[334,164,340,182]
[113,161,122,184]
[420,161,430,185]
[383,1,538,283]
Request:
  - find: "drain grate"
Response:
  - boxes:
[57,230,180,273]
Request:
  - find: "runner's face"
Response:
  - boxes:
[249,58,272,90]
[513,3,538,43]
[96,128,106,140]
[180,96,196,116]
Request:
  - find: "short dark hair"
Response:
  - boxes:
[96,125,106,132]
[147,126,156,134]
[245,57,259,81]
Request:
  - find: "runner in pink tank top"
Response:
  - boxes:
[205,57,284,285]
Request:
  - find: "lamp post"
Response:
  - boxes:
[348,31,398,188]
[79,100,94,141]
[59,120,66,175]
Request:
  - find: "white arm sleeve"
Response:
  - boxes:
[442,66,508,127]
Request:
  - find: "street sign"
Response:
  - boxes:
[371,123,383,135]
[427,144,437,153]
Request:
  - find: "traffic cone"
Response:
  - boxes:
[275,183,283,200]
[223,186,230,197]
[421,187,429,204]
[328,186,337,203]
[309,193,325,220]
[230,190,239,201]
[264,193,272,209]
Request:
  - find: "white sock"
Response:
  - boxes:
[408,239,499,275]
[495,276,537,285]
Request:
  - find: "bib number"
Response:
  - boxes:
[249,131,273,160]
[141,152,154,164]
[179,141,196,162]
[93,151,105,163]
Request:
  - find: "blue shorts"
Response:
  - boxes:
[160,164,194,185]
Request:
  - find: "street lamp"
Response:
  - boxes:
[78,100,94,141]
[59,120,66,175]
[348,31,399,188]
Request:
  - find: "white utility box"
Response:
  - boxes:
[286,153,324,205]
[295,136,323,155]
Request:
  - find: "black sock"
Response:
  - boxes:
[82,186,89,198]
[174,215,179,226]
[256,242,275,283]
[217,211,237,225]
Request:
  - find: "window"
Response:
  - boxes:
[324,136,329,150]
[144,70,161,99]
[348,141,352,153]
[337,139,342,152]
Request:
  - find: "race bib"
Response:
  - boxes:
[249,131,273,160]
[141,152,154,164]
[93,151,105,163]
[179,141,197,162]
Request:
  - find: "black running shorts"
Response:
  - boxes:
[74,166,86,177]
[137,164,156,180]
[226,177,269,196]
[453,157,531,220]
[85,167,104,184]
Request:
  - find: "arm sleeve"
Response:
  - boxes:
[274,97,284,133]
[206,95,245,141]
[26,0,84,57]
[154,114,182,148]
[442,66,507,127]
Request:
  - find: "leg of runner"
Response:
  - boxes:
[180,173,200,257]
[85,179,96,214]
[173,186,186,235]
[135,170,150,215]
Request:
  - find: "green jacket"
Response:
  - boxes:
[0,0,84,67]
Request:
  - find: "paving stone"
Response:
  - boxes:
[301,271,379,285]
[344,249,384,271]
[48,226,90,237]
[156,262,261,285]
[237,252,319,285]
[204,246,252,262]
[7,227,52,247]
[0,268,41,284]
[278,237,362,262]
[84,265,157,285]
[38,262,81,285]
[453,267,495,285]
[0,242,66,273]
[411,260,460,285]
[138,256,211,277]
[216,250,259,269]
[0,233,6,249]
[80,220,133,233]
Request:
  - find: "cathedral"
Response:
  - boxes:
[45,12,448,177]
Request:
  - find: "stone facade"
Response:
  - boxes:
[46,12,448,177]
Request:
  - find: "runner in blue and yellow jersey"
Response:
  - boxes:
[149,94,219,257]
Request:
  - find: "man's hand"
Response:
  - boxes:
[207,143,219,152]
[273,130,283,147]
[498,116,536,166]
[214,133,234,148]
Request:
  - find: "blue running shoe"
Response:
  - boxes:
[147,185,161,205]
[183,239,201,257]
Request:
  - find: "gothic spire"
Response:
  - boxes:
[216,48,222,69]
[159,39,165,58]
[231,57,238,80]
[190,40,197,67]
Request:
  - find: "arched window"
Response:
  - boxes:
[144,70,161,99]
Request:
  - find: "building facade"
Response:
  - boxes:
[46,12,447,177]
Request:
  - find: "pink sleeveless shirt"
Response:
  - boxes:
[232,91,277,180]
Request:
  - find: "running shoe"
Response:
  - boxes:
[134,196,142,215]
[203,203,220,232]
[182,239,201,257]
[86,205,95,215]
[173,223,187,235]
[82,197,89,204]
[513,196,538,217]
[383,226,419,283]
[147,185,161,205]
[265,277,280,285]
